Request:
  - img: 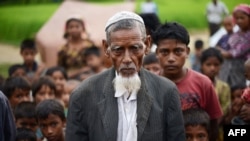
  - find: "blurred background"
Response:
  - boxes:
[0,0,248,77]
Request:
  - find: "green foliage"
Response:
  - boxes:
[0,63,12,79]
[0,4,59,45]
[135,0,250,29]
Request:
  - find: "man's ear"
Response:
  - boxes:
[144,35,151,55]
[102,39,110,58]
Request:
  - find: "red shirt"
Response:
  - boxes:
[176,69,223,119]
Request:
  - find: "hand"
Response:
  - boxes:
[239,103,250,123]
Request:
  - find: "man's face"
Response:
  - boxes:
[104,28,150,77]
[16,117,38,132]
[156,39,189,77]
[39,114,65,141]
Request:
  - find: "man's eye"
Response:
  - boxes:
[174,48,183,54]
[159,49,168,55]
[111,47,123,54]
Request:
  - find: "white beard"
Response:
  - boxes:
[113,73,141,94]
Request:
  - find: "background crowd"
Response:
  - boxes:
[0,0,250,141]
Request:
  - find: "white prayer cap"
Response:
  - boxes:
[105,11,144,31]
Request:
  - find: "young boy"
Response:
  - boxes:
[35,99,66,141]
[83,46,106,74]
[3,76,31,109]
[153,22,222,141]
[142,52,162,75]
[8,64,26,77]
[183,108,210,141]
[14,102,38,133]
[189,39,204,72]
[20,39,44,82]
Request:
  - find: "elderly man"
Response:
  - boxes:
[65,11,185,141]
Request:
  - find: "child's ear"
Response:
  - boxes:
[186,46,190,57]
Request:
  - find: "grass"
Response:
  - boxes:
[0,63,12,78]
[0,3,59,45]
[135,0,250,29]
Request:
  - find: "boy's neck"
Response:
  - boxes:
[163,68,188,83]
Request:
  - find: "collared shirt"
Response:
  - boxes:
[115,88,137,141]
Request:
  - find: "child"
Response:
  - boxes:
[200,48,231,114]
[20,39,44,82]
[183,108,210,141]
[83,46,106,74]
[216,15,234,51]
[58,17,94,80]
[45,66,68,99]
[62,79,80,116]
[36,99,66,141]
[153,22,222,141]
[142,52,162,75]
[16,127,37,141]
[32,76,56,105]
[3,76,31,109]
[14,102,38,133]
[190,39,204,72]
[8,64,26,77]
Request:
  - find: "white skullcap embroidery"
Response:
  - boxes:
[105,11,144,31]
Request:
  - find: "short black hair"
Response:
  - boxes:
[143,52,159,66]
[83,46,101,58]
[8,64,25,77]
[14,101,36,120]
[20,39,36,52]
[36,99,65,121]
[200,48,223,64]
[45,66,68,80]
[153,22,190,46]
[183,108,210,134]
[32,76,56,98]
[64,18,85,39]
[194,39,204,49]
[16,127,37,141]
[231,83,246,93]
[139,13,161,35]
[3,76,31,98]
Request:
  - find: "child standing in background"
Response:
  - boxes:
[183,108,210,141]
[142,52,162,76]
[200,48,230,114]
[32,76,56,105]
[190,39,204,72]
[20,39,45,82]
[3,76,31,109]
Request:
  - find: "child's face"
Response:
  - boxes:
[234,11,250,31]
[20,49,36,65]
[66,20,84,38]
[38,114,65,141]
[35,85,55,104]
[201,56,221,80]
[223,18,234,33]
[86,54,102,70]
[143,63,162,76]
[51,71,66,93]
[185,125,209,141]
[156,39,189,77]
[11,68,26,77]
[16,117,38,132]
[232,89,243,102]
[9,88,30,108]
[62,83,77,108]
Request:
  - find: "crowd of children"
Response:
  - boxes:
[0,2,249,141]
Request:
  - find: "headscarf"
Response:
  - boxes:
[233,4,250,16]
